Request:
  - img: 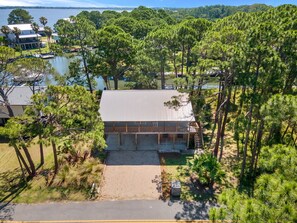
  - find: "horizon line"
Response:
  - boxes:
[0,3,275,10]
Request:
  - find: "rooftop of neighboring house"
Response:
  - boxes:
[99,90,195,122]
[7,24,33,31]
[1,86,46,106]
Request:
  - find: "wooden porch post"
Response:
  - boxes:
[187,133,190,148]
[135,134,138,145]
[158,134,160,144]
[173,134,176,145]
[118,133,122,146]
[126,122,128,133]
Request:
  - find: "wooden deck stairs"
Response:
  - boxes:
[194,133,203,149]
[192,121,204,155]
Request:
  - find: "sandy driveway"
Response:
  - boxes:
[100,151,162,200]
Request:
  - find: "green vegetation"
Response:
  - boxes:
[0,85,106,203]
[170,4,272,20]
[188,153,225,188]
[7,8,33,24]
[0,5,296,219]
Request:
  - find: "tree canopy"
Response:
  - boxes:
[7,8,33,24]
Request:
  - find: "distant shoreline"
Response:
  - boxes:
[0,6,135,10]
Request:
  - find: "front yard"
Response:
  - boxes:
[160,153,218,202]
[0,142,104,203]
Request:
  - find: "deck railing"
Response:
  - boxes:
[105,126,189,133]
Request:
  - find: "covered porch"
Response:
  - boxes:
[105,132,194,151]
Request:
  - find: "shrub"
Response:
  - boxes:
[188,153,225,187]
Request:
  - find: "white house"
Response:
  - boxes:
[7,24,42,50]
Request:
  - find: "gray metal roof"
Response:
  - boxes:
[4,86,46,105]
[99,90,195,122]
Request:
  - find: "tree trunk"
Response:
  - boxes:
[281,122,291,142]
[233,85,237,104]
[173,51,178,78]
[213,77,225,157]
[283,68,296,94]
[0,89,14,117]
[236,139,240,159]
[181,44,185,76]
[240,58,261,184]
[240,105,252,182]
[81,49,93,93]
[214,111,222,158]
[102,76,109,90]
[250,118,264,175]
[209,78,223,147]
[186,46,191,74]
[13,144,31,177]
[39,135,44,167]
[51,140,58,174]
[6,104,14,117]
[37,34,41,54]
[219,87,232,162]
[22,145,36,177]
[237,85,246,115]
[160,61,165,90]
[114,76,119,90]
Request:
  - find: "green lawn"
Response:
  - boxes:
[160,154,199,200]
[161,154,192,179]
[0,142,103,203]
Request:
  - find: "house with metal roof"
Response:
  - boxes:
[0,86,45,125]
[99,90,197,151]
[7,24,42,50]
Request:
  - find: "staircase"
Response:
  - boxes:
[194,123,204,155]
[194,133,203,150]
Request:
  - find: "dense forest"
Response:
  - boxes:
[170,4,272,20]
[0,4,296,221]
[55,5,297,221]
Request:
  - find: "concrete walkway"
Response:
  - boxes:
[0,200,215,221]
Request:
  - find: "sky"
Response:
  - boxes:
[0,0,296,8]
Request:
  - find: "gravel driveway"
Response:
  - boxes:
[100,151,162,200]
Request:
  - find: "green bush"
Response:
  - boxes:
[188,153,225,187]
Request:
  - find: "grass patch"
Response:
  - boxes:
[160,153,196,200]
[0,142,104,203]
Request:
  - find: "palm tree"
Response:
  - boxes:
[1,25,11,45]
[31,22,41,53]
[44,26,52,47]
[12,27,21,53]
[39,16,48,27]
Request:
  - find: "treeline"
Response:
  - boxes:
[169,4,272,20]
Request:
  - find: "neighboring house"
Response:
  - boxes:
[0,86,45,125]
[100,90,198,151]
[51,33,60,43]
[7,24,42,50]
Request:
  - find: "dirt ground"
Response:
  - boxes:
[99,151,162,200]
